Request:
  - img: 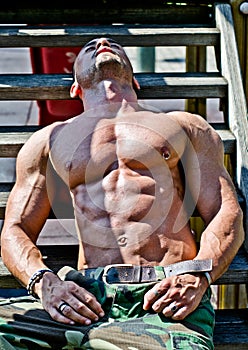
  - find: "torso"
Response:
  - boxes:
[49,109,197,268]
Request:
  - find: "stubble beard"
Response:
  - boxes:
[78,54,132,89]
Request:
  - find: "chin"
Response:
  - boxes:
[96,54,122,68]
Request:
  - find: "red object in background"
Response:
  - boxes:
[30,47,84,125]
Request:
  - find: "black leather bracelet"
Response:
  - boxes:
[27,268,54,298]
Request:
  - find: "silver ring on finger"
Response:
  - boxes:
[58,302,69,314]
[170,302,178,313]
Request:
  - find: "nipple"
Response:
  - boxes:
[161,147,171,160]
[65,161,72,172]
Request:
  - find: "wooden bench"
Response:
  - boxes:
[0,1,248,348]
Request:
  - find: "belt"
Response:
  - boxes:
[96,259,212,284]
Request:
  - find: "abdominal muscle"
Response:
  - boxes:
[72,164,198,269]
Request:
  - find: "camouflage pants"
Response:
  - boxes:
[0,268,215,349]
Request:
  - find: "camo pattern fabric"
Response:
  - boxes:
[0,268,215,349]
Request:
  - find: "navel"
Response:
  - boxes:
[117,235,127,247]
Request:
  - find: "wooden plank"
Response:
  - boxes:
[0,126,236,160]
[215,129,236,154]
[185,46,207,116]
[0,245,79,289]
[0,184,74,221]
[0,190,10,219]
[0,125,237,219]
[214,308,248,349]
[215,4,248,251]
[0,170,240,220]
[216,246,248,285]
[36,219,78,246]
[230,0,248,106]
[0,25,220,48]
[0,246,248,289]
[0,4,214,25]
[0,73,228,101]
[0,126,39,158]
[0,170,243,223]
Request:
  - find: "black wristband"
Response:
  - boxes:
[27,268,54,298]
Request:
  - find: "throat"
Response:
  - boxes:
[104,81,121,101]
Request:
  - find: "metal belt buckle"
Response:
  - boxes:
[102,264,133,284]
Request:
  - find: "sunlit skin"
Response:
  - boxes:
[1,38,244,326]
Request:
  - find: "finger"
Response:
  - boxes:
[143,284,163,310]
[66,282,105,319]
[70,300,103,323]
[74,291,105,319]
[151,296,172,313]
[171,304,195,321]
[49,306,76,325]
[57,302,95,325]
[162,301,180,318]
[58,301,69,314]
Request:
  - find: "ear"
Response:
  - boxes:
[132,76,140,91]
[70,81,83,98]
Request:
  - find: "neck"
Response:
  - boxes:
[82,79,138,113]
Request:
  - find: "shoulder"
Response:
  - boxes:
[165,111,224,158]
[17,121,66,163]
[165,110,209,128]
[167,111,222,140]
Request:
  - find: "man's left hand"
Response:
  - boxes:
[143,273,208,320]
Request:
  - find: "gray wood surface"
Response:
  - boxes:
[0,125,238,220]
[0,5,214,25]
[0,73,227,100]
[216,4,248,250]
[0,26,219,48]
[0,126,236,159]
[214,308,248,349]
[0,246,248,288]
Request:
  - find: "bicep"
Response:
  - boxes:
[196,163,234,224]
[184,126,236,224]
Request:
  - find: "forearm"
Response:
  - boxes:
[195,204,244,283]
[1,223,48,288]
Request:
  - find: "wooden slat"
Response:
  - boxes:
[231,0,248,106]
[0,125,236,159]
[0,246,247,289]
[0,245,79,289]
[0,73,228,101]
[0,182,74,220]
[0,25,220,48]
[214,308,248,349]
[0,125,237,219]
[215,246,248,285]
[215,4,248,251]
[215,129,236,154]
[0,126,39,158]
[0,4,215,25]
[0,163,241,220]
[0,187,11,220]
[0,170,242,223]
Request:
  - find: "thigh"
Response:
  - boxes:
[84,313,213,350]
[0,285,214,350]
[84,286,214,350]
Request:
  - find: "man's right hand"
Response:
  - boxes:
[36,272,105,325]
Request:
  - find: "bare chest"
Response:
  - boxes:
[49,115,186,188]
